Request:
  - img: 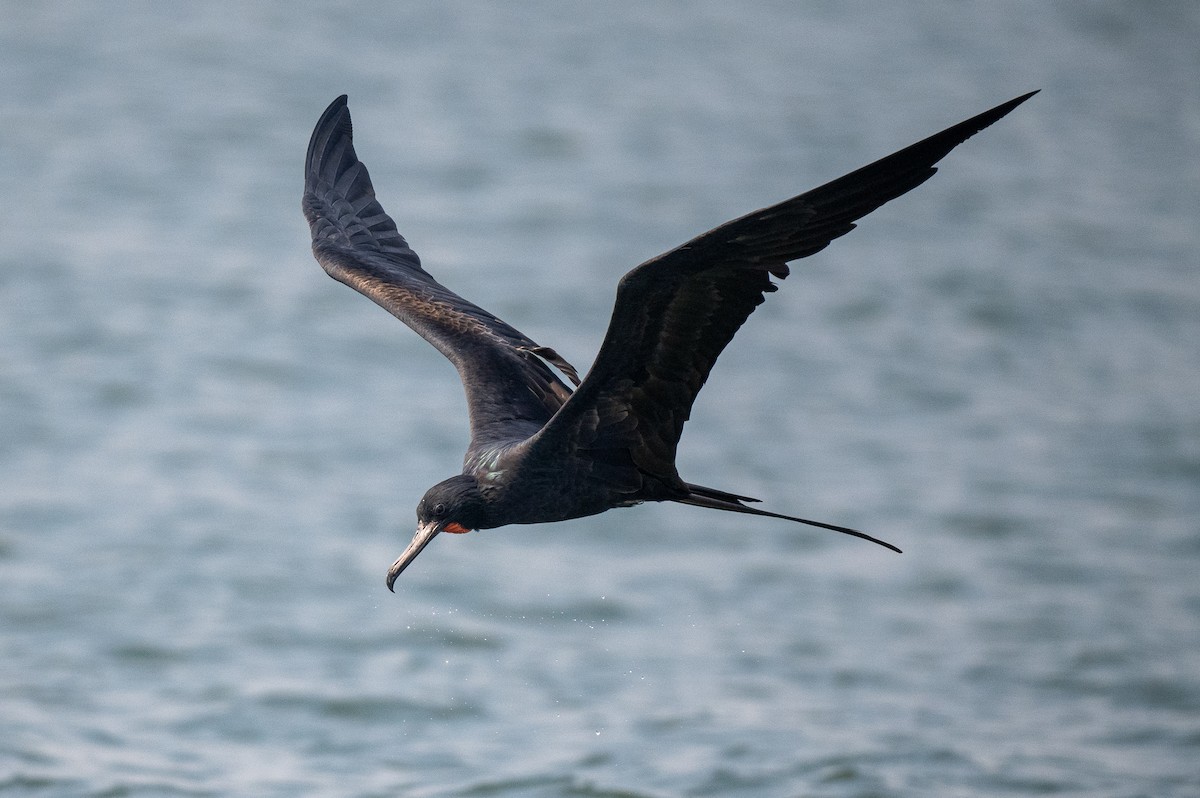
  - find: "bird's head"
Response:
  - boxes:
[386,474,488,591]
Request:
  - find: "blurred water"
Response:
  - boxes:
[2,2,1198,796]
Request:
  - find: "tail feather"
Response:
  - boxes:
[679,483,902,553]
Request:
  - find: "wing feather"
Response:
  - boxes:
[302,96,579,454]
[529,92,1037,486]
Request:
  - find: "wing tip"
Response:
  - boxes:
[956,89,1040,143]
[305,94,354,183]
[991,88,1041,119]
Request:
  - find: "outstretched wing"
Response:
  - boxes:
[302,96,580,454]
[528,92,1037,488]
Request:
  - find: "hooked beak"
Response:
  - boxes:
[386,520,440,591]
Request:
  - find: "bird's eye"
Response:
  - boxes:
[433,502,447,517]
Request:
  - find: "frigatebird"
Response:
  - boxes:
[302,91,1036,590]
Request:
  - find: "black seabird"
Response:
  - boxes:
[302,91,1036,590]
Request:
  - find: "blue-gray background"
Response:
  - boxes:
[2,2,1197,796]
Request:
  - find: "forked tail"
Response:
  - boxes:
[678,483,902,553]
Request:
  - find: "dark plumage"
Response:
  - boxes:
[302,91,1036,590]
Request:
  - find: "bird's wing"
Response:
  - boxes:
[302,96,580,453]
[527,92,1037,490]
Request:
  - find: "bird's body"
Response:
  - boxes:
[302,91,1036,589]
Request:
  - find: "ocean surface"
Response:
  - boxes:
[2,2,1198,796]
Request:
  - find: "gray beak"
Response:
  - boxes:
[386,520,439,591]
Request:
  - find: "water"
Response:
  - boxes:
[2,2,1198,795]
